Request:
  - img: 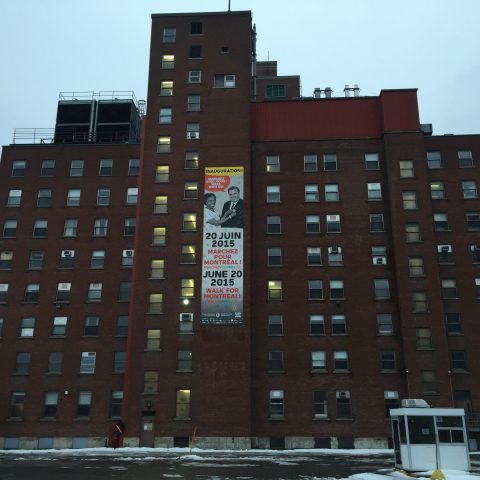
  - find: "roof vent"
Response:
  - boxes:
[401,399,430,408]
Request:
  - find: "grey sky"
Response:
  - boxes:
[1,0,479,151]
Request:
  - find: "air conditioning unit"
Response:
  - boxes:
[180,313,193,322]
[123,249,134,257]
[337,390,350,399]
[61,250,74,258]
[330,246,340,254]
[374,257,387,265]
[186,132,200,140]
[401,398,430,408]
[440,245,452,253]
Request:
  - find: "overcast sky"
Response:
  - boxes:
[1,0,479,151]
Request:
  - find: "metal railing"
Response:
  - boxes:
[58,90,139,106]
[466,412,480,428]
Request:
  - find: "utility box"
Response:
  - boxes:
[390,404,470,471]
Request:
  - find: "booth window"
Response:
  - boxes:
[407,416,435,444]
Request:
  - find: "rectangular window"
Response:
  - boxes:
[466,212,480,230]
[381,351,396,371]
[462,180,478,199]
[90,250,105,268]
[70,159,84,176]
[0,250,13,269]
[214,74,236,88]
[475,278,480,297]
[161,54,175,69]
[384,391,400,417]
[177,349,193,372]
[374,279,390,300]
[67,189,81,206]
[157,136,171,153]
[408,257,425,276]
[9,392,25,419]
[119,282,131,302]
[56,283,71,303]
[268,351,284,371]
[43,392,58,418]
[84,316,99,336]
[187,94,200,112]
[28,250,44,270]
[184,182,198,200]
[304,154,318,172]
[306,215,320,233]
[267,247,282,266]
[149,293,163,314]
[124,218,135,236]
[372,246,387,265]
[438,245,453,263]
[267,185,280,203]
[336,391,352,418]
[416,327,432,348]
[441,279,458,298]
[33,219,48,237]
[365,153,380,170]
[126,187,138,205]
[430,182,445,199]
[266,155,280,172]
[96,188,110,206]
[41,159,55,177]
[24,283,39,302]
[176,389,191,418]
[99,159,113,176]
[330,280,344,299]
[269,390,284,418]
[182,213,197,231]
[52,316,67,336]
[60,218,76,237]
[314,391,328,418]
[406,223,421,242]
[163,26,176,42]
[268,280,282,300]
[152,227,166,246]
[37,189,52,207]
[186,122,200,140]
[185,152,199,169]
[310,314,324,335]
[76,391,92,417]
[402,191,417,209]
[399,160,414,178]
[0,284,9,303]
[458,150,473,168]
[305,184,319,202]
[307,247,321,266]
[128,159,140,176]
[368,182,382,200]
[93,218,108,237]
[48,352,63,374]
[308,279,323,300]
[334,351,349,370]
[179,313,194,333]
[450,351,466,371]
[113,352,126,373]
[267,215,281,233]
[87,282,102,302]
[265,84,286,99]
[144,371,159,393]
[15,352,31,374]
[20,317,35,337]
[181,278,195,298]
[370,214,384,232]
[150,259,164,278]
[80,352,96,374]
[427,151,441,169]
[311,351,326,372]
[325,184,339,202]
[422,371,438,393]
[7,189,22,207]
[268,314,283,335]
[188,70,201,83]
[413,291,428,313]
[109,391,123,418]
[324,154,337,171]
[160,80,173,96]
[3,219,17,238]
[11,160,26,177]
[446,313,462,334]
[332,314,347,334]
[155,165,169,182]
[116,316,129,336]
[189,45,202,58]
[326,214,341,233]
[181,244,196,263]
[377,313,393,335]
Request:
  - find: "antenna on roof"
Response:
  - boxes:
[228,0,231,11]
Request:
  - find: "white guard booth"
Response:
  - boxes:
[390,401,470,471]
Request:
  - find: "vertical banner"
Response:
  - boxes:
[201,167,244,325]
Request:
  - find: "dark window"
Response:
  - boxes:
[190,22,203,34]
[41,160,55,177]
[265,85,286,99]
[268,314,283,335]
[116,316,129,336]
[84,316,99,336]
[408,416,435,444]
[446,313,462,334]
[189,45,202,58]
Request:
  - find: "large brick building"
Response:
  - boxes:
[1,10,479,450]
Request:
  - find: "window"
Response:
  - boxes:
[421,371,438,393]
[416,327,432,348]
[122,249,134,267]
[24,283,39,303]
[267,247,282,266]
[311,351,326,372]
[119,282,131,301]
[269,390,284,418]
[152,227,166,246]
[412,291,428,313]
[367,183,382,200]
[441,279,458,298]
[43,392,58,418]
[266,155,280,172]
[90,250,105,268]
[374,279,390,300]
[446,313,462,334]
[144,371,159,393]
[306,215,320,233]
[462,180,478,199]
[458,150,473,168]
[304,154,318,172]
[370,214,384,232]
[402,191,417,210]
[406,223,421,242]
[314,391,328,418]
[184,182,198,200]
[20,317,35,337]
[182,213,197,231]
[41,159,55,176]
[408,257,424,276]
[33,219,48,237]
[214,74,236,88]
[181,278,195,298]
[0,284,8,303]
[3,219,17,237]
[326,214,341,233]
[47,352,63,374]
[380,351,396,371]
[265,84,286,99]
[84,316,99,336]
[384,391,400,417]
[336,391,352,418]
[28,250,44,269]
[268,280,282,300]
[324,154,337,171]
[163,27,176,43]
[56,283,71,303]
[161,54,175,69]
[434,213,449,231]
[93,218,108,237]
[0,250,13,269]
[181,244,196,264]
[308,279,323,300]
[149,293,163,314]
[128,159,140,176]
[110,391,123,418]
[188,70,201,83]
[332,314,347,334]
[330,280,344,299]
[267,215,281,233]
[154,166,169,184]
[377,313,393,335]
[176,389,191,419]
[177,349,193,372]
[15,352,31,374]
[305,184,319,202]
[76,391,92,418]
[306,247,321,266]
[113,352,126,373]
[87,282,102,302]
[116,316,129,336]
[325,184,339,202]
[157,136,172,153]
[11,160,26,177]
[268,351,284,371]
[334,351,349,371]
[372,246,387,265]
[52,316,67,336]
[364,153,380,170]
[187,94,200,112]
[186,122,200,140]
[466,212,480,230]
[126,187,138,205]
[179,313,194,333]
[61,218,77,237]
[427,151,441,169]
[399,160,414,178]
[438,245,453,263]
[268,314,283,335]
[70,159,84,176]
[80,352,96,374]
[185,151,199,169]
[430,182,445,199]
[37,189,52,207]
[95,188,110,206]
[310,314,324,335]
[99,159,113,176]
[267,185,281,203]
[66,189,81,206]
[159,80,174,98]
[475,278,480,297]
[9,392,25,419]
[189,45,202,58]
[7,189,22,207]
[124,218,136,236]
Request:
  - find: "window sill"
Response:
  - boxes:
[147,312,164,315]
[422,392,440,396]
[381,369,398,374]
[144,348,161,352]
[450,369,469,374]
[267,370,285,374]
[45,372,62,376]
[82,335,99,339]
[269,334,285,337]
[176,369,193,373]
[312,416,330,421]
[177,332,194,336]
[49,335,66,339]
[333,369,351,374]
[416,347,434,351]
[174,417,192,421]
[268,416,285,421]
[335,417,354,421]
[6,418,24,422]
[74,417,91,421]
[39,417,57,422]
[311,369,327,374]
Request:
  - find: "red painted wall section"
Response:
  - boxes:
[251,89,421,140]
[380,89,420,133]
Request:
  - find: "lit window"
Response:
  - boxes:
[37,189,52,207]
[332,314,347,334]
[408,257,424,276]
[7,189,22,206]
[189,45,202,58]
[310,314,324,335]
[163,27,176,43]
[399,160,414,178]
[370,214,384,232]
[305,184,319,202]
[70,159,84,176]
[462,180,478,199]
[214,74,236,88]
[56,283,71,303]
[430,182,445,200]
[52,316,67,336]
[269,390,284,418]
[90,250,105,268]
[267,247,282,266]
[374,279,390,300]
[11,160,26,177]
[155,165,169,182]
[441,279,458,299]
[184,182,198,199]
[181,244,196,263]
[266,155,280,173]
[377,313,393,335]
[176,389,191,419]
[182,213,197,231]
[381,351,396,371]
[181,278,195,298]
[268,351,284,371]
[84,316,99,336]
[33,219,48,237]
[159,107,172,124]
[412,291,428,313]
[402,191,417,209]
[41,159,55,177]
[0,250,13,269]
[304,154,318,172]
[185,152,199,169]
[24,283,39,302]
[87,282,102,302]
[328,246,343,265]
[406,223,421,242]
[161,54,175,69]
[149,293,163,314]
[152,227,166,246]
[333,351,349,371]
[325,184,339,202]
[307,247,321,266]
[0,284,8,303]
[365,153,379,170]
[179,313,194,333]
[268,280,282,300]
[93,218,108,237]
[177,349,193,372]
[187,95,200,112]
[63,218,78,237]
[265,85,286,99]
[471,244,480,263]
[421,371,437,393]
[306,215,320,233]
[416,327,432,348]
[160,80,173,96]
[427,151,441,169]
[67,189,81,206]
[324,154,337,171]
[467,212,480,230]
[99,159,113,176]
[150,259,165,278]
[144,371,159,393]
[122,249,134,267]
[438,245,453,263]
[268,314,283,335]
[330,280,344,299]
[157,136,171,153]
[128,159,140,176]
[267,215,281,233]
[314,391,328,418]
[458,150,473,168]
[96,188,110,206]
[188,70,201,83]
[308,279,323,300]
[29,250,44,269]
[80,352,96,374]
[367,183,382,200]
[126,188,138,205]
[326,214,341,233]
[124,218,136,236]
[76,391,92,418]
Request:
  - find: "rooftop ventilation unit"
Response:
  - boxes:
[401,399,430,408]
